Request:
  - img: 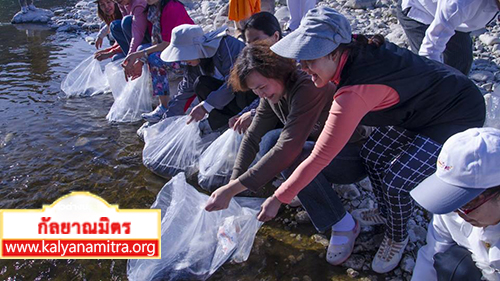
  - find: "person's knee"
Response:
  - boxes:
[433,245,483,281]
[121,15,133,30]
[110,19,122,33]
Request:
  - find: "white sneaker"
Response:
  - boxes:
[28,4,36,10]
[21,6,29,13]
[371,235,409,273]
[141,106,167,123]
[352,208,386,226]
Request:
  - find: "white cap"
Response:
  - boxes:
[410,127,500,214]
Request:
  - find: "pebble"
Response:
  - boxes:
[74,137,90,147]
[302,275,312,281]
[401,255,416,273]
[334,184,361,200]
[479,34,500,46]
[342,254,365,271]
[346,268,359,278]
[311,234,329,247]
[295,210,311,224]
[470,71,494,82]
[408,225,427,243]
[2,133,14,147]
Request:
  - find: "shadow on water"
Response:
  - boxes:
[0,3,370,281]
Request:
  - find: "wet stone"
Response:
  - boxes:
[295,210,311,224]
[311,234,329,247]
[401,255,415,273]
[346,268,359,278]
[342,254,365,271]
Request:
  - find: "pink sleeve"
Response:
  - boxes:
[160,2,194,42]
[273,84,400,204]
[128,2,148,54]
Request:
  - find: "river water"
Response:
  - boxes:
[0,2,356,280]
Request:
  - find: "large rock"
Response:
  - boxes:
[344,0,377,9]
[11,8,54,24]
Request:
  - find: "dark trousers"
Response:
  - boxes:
[360,126,442,242]
[396,2,473,75]
[434,245,483,281]
[193,76,257,131]
[260,129,367,232]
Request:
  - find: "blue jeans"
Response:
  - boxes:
[110,15,151,56]
[258,129,367,232]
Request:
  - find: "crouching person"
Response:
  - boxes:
[411,127,500,281]
[160,24,257,132]
[205,42,369,265]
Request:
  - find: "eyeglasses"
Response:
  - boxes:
[456,192,499,215]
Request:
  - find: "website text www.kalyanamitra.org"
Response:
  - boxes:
[2,239,158,258]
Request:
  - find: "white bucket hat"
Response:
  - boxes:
[271,7,352,60]
[410,127,500,214]
[160,24,228,62]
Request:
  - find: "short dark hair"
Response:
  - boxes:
[229,41,296,92]
[242,12,282,42]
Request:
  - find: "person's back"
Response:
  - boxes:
[340,41,485,143]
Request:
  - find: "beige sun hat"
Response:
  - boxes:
[160,24,228,62]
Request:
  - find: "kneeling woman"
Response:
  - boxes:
[266,7,486,273]
[205,42,368,266]
[160,24,257,131]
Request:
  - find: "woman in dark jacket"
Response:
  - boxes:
[160,24,257,131]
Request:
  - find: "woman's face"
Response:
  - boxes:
[300,53,339,88]
[245,70,284,104]
[457,193,500,228]
[147,0,160,5]
[245,28,280,45]
[99,0,116,15]
[183,59,200,67]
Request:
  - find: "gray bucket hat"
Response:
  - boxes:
[160,25,228,62]
[270,7,352,60]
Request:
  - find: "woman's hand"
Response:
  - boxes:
[95,37,103,49]
[123,60,144,81]
[94,50,113,61]
[187,103,208,124]
[205,180,247,212]
[228,115,239,128]
[123,52,143,69]
[257,195,282,222]
[232,111,253,134]
[205,185,234,212]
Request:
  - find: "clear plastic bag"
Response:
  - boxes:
[105,60,153,123]
[198,129,244,192]
[61,55,110,97]
[127,173,263,281]
[484,87,500,129]
[142,116,204,178]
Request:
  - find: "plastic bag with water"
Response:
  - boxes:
[105,60,153,123]
[142,116,204,178]
[61,55,110,97]
[198,129,244,192]
[127,173,263,281]
[484,86,500,129]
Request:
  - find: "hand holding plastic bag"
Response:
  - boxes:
[105,60,153,123]
[61,55,109,97]
[127,173,263,281]
[198,129,244,192]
